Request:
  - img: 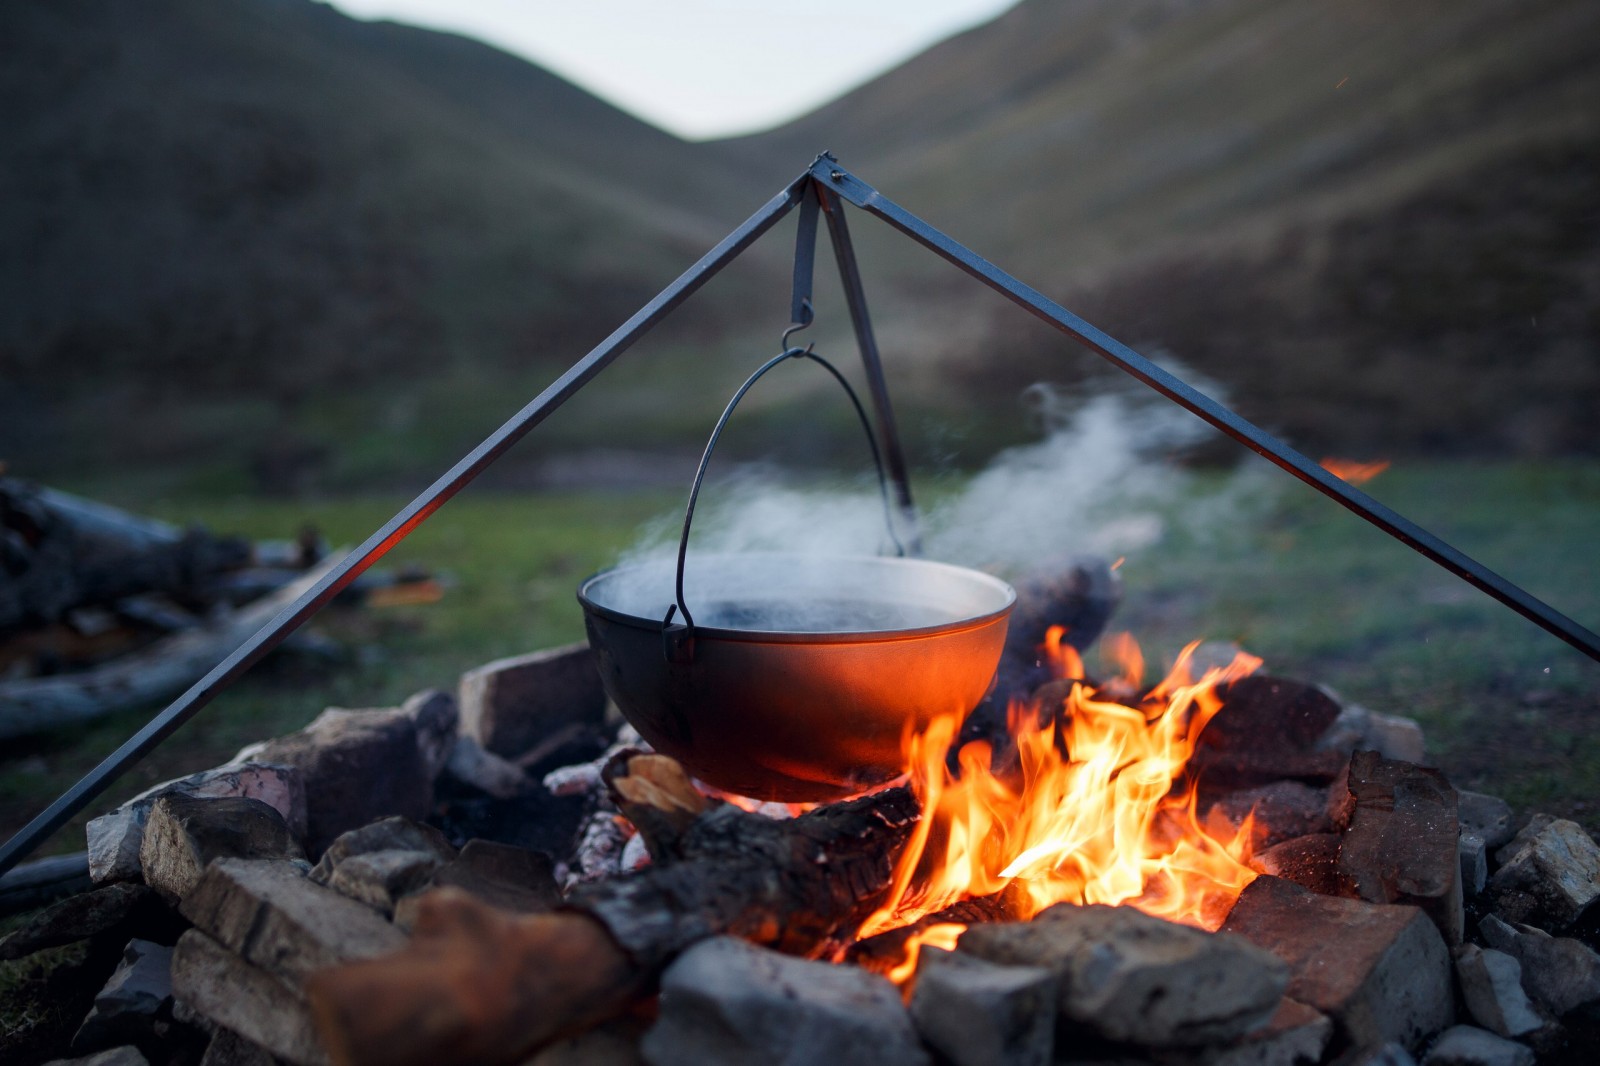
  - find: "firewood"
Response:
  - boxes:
[306,756,921,1066]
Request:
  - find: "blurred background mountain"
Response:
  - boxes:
[3,0,1597,495]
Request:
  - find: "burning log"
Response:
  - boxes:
[305,754,920,1066]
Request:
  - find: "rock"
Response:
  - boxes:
[1453,945,1542,1038]
[170,929,329,1066]
[1252,834,1345,897]
[139,794,304,903]
[642,936,929,1066]
[444,735,530,799]
[1210,997,1333,1066]
[1337,1044,1418,1066]
[458,643,607,760]
[70,939,175,1054]
[1460,835,1488,896]
[1478,914,1600,1017]
[1457,793,1516,851]
[1485,818,1600,928]
[1337,751,1463,945]
[0,883,163,960]
[958,903,1286,1048]
[909,947,1056,1066]
[325,850,446,916]
[1207,781,1333,849]
[1493,816,1555,867]
[401,689,459,781]
[1222,876,1453,1052]
[87,763,305,883]
[239,706,438,855]
[42,1049,151,1066]
[179,858,407,986]
[1420,1025,1534,1066]
[1208,676,1344,753]
[200,1028,286,1066]
[309,817,457,884]
[392,839,560,930]
[1363,713,1427,764]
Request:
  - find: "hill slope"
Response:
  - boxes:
[729,0,1600,456]
[0,0,776,489]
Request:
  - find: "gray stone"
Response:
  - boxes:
[458,643,606,760]
[0,883,158,960]
[239,705,441,856]
[201,1028,288,1066]
[1420,1025,1534,1066]
[71,939,174,1053]
[309,816,457,884]
[1486,817,1600,928]
[140,794,304,903]
[1364,713,1427,764]
[958,904,1286,1048]
[1337,751,1463,945]
[1336,1044,1418,1066]
[87,763,305,883]
[1453,945,1542,1038]
[170,929,329,1066]
[1222,876,1454,1052]
[642,936,929,1066]
[1493,816,1555,867]
[42,1049,151,1066]
[1460,835,1488,896]
[1457,793,1516,851]
[1478,914,1600,1017]
[179,858,407,986]
[910,947,1055,1066]
[1210,997,1333,1066]
[325,849,445,916]
[445,734,530,799]
[401,688,459,781]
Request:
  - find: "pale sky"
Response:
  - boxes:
[321,0,1019,139]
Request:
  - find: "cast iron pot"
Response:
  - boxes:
[579,551,1015,801]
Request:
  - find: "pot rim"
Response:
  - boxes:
[577,551,1017,646]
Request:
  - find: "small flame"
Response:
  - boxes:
[1320,457,1391,486]
[885,922,967,987]
[859,636,1262,976]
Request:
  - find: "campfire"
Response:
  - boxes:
[6,557,1597,1066]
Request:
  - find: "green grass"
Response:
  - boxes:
[1110,459,1600,826]
[2,461,1597,865]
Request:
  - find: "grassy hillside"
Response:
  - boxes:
[0,0,787,493]
[728,0,1600,457]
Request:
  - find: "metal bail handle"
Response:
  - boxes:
[663,341,909,662]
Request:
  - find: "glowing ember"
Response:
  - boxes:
[1319,457,1392,485]
[857,632,1264,976]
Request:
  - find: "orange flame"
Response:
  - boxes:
[1320,457,1391,485]
[859,637,1262,971]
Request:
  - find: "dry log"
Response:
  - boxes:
[0,552,345,740]
[1,478,252,631]
[306,755,921,1066]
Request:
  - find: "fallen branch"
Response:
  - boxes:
[0,552,346,740]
